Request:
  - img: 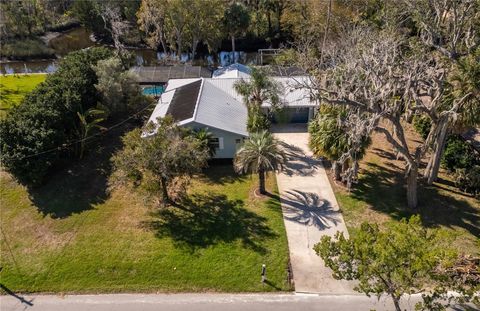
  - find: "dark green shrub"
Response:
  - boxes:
[442,135,479,171]
[455,166,480,198]
[0,47,112,184]
[412,114,431,140]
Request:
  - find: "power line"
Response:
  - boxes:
[21,103,153,160]
[0,227,21,274]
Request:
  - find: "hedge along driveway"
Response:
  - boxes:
[0,162,290,293]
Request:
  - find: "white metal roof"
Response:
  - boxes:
[147,75,315,136]
[195,79,248,136]
[212,63,252,79]
[203,76,316,107]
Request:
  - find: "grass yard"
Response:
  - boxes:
[331,125,480,256]
[0,130,289,293]
[0,74,47,112]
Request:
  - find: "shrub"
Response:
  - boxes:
[442,135,479,171]
[0,47,112,184]
[455,166,480,198]
[111,117,209,204]
[412,114,431,140]
[93,56,146,118]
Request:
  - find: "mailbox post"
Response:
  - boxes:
[261,264,266,283]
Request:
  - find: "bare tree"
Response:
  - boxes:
[100,3,130,51]
[403,0,479,60]
[403,0,480,184]
[300,27,432,209]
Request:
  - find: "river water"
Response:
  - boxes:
[1,27,182,74]
[1,27,258,74]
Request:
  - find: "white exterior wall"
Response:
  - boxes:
[187,122,247,158]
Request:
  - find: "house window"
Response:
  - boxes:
[209,137,224,150]
[235,139,241,144]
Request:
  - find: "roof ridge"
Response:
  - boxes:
[206,79,243,104]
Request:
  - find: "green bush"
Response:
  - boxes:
[0,47,112,184]
[455,166,480,198]
[412,114,431,140]
[0,38,56,60]
[442,135,479,171]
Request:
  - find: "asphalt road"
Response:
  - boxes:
[1,292,468,311]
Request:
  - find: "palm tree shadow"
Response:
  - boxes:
[142,194,277,253]
[0,283,34,306]
[281,190,340,230]
[278,142,321,177]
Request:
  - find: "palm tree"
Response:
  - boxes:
[234,67,281,133]
[308,105,370,185]
[77,108,106,159]
[193,128,216,158]
[234,130,286,194]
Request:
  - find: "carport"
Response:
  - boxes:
[270,107,316,124]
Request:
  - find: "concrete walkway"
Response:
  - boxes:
[273,124,354,294]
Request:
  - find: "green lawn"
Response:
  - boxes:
[331,130,480,256]
[0,140,289,293]
[0,74,47,111]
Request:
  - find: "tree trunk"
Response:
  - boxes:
[341,161,349,174]
[160,176,170,203]
[258,169,266,194]
[79,140,85,159]
[406,164,418,209]
[333,161,341,181]
[267,11,272,35]
[231,35,236,62]
[391,294,402,311]
[424,125,448,185]
[192,39,199,62]
[320,0,332,64]
[160,35,167,54]
[177,37,182,61]
[275,6,281,34]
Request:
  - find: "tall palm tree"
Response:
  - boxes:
[234,67,281,133]
[234,130,286,194]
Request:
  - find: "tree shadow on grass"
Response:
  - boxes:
[143,194,276,253]
[202,164,246,185]
[25,125,133,219]
[351,162,480,238]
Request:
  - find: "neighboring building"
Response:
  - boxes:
[131,65,212,84]
[146,64,317,158]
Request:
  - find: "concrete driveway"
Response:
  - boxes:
[273,124,354,294]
